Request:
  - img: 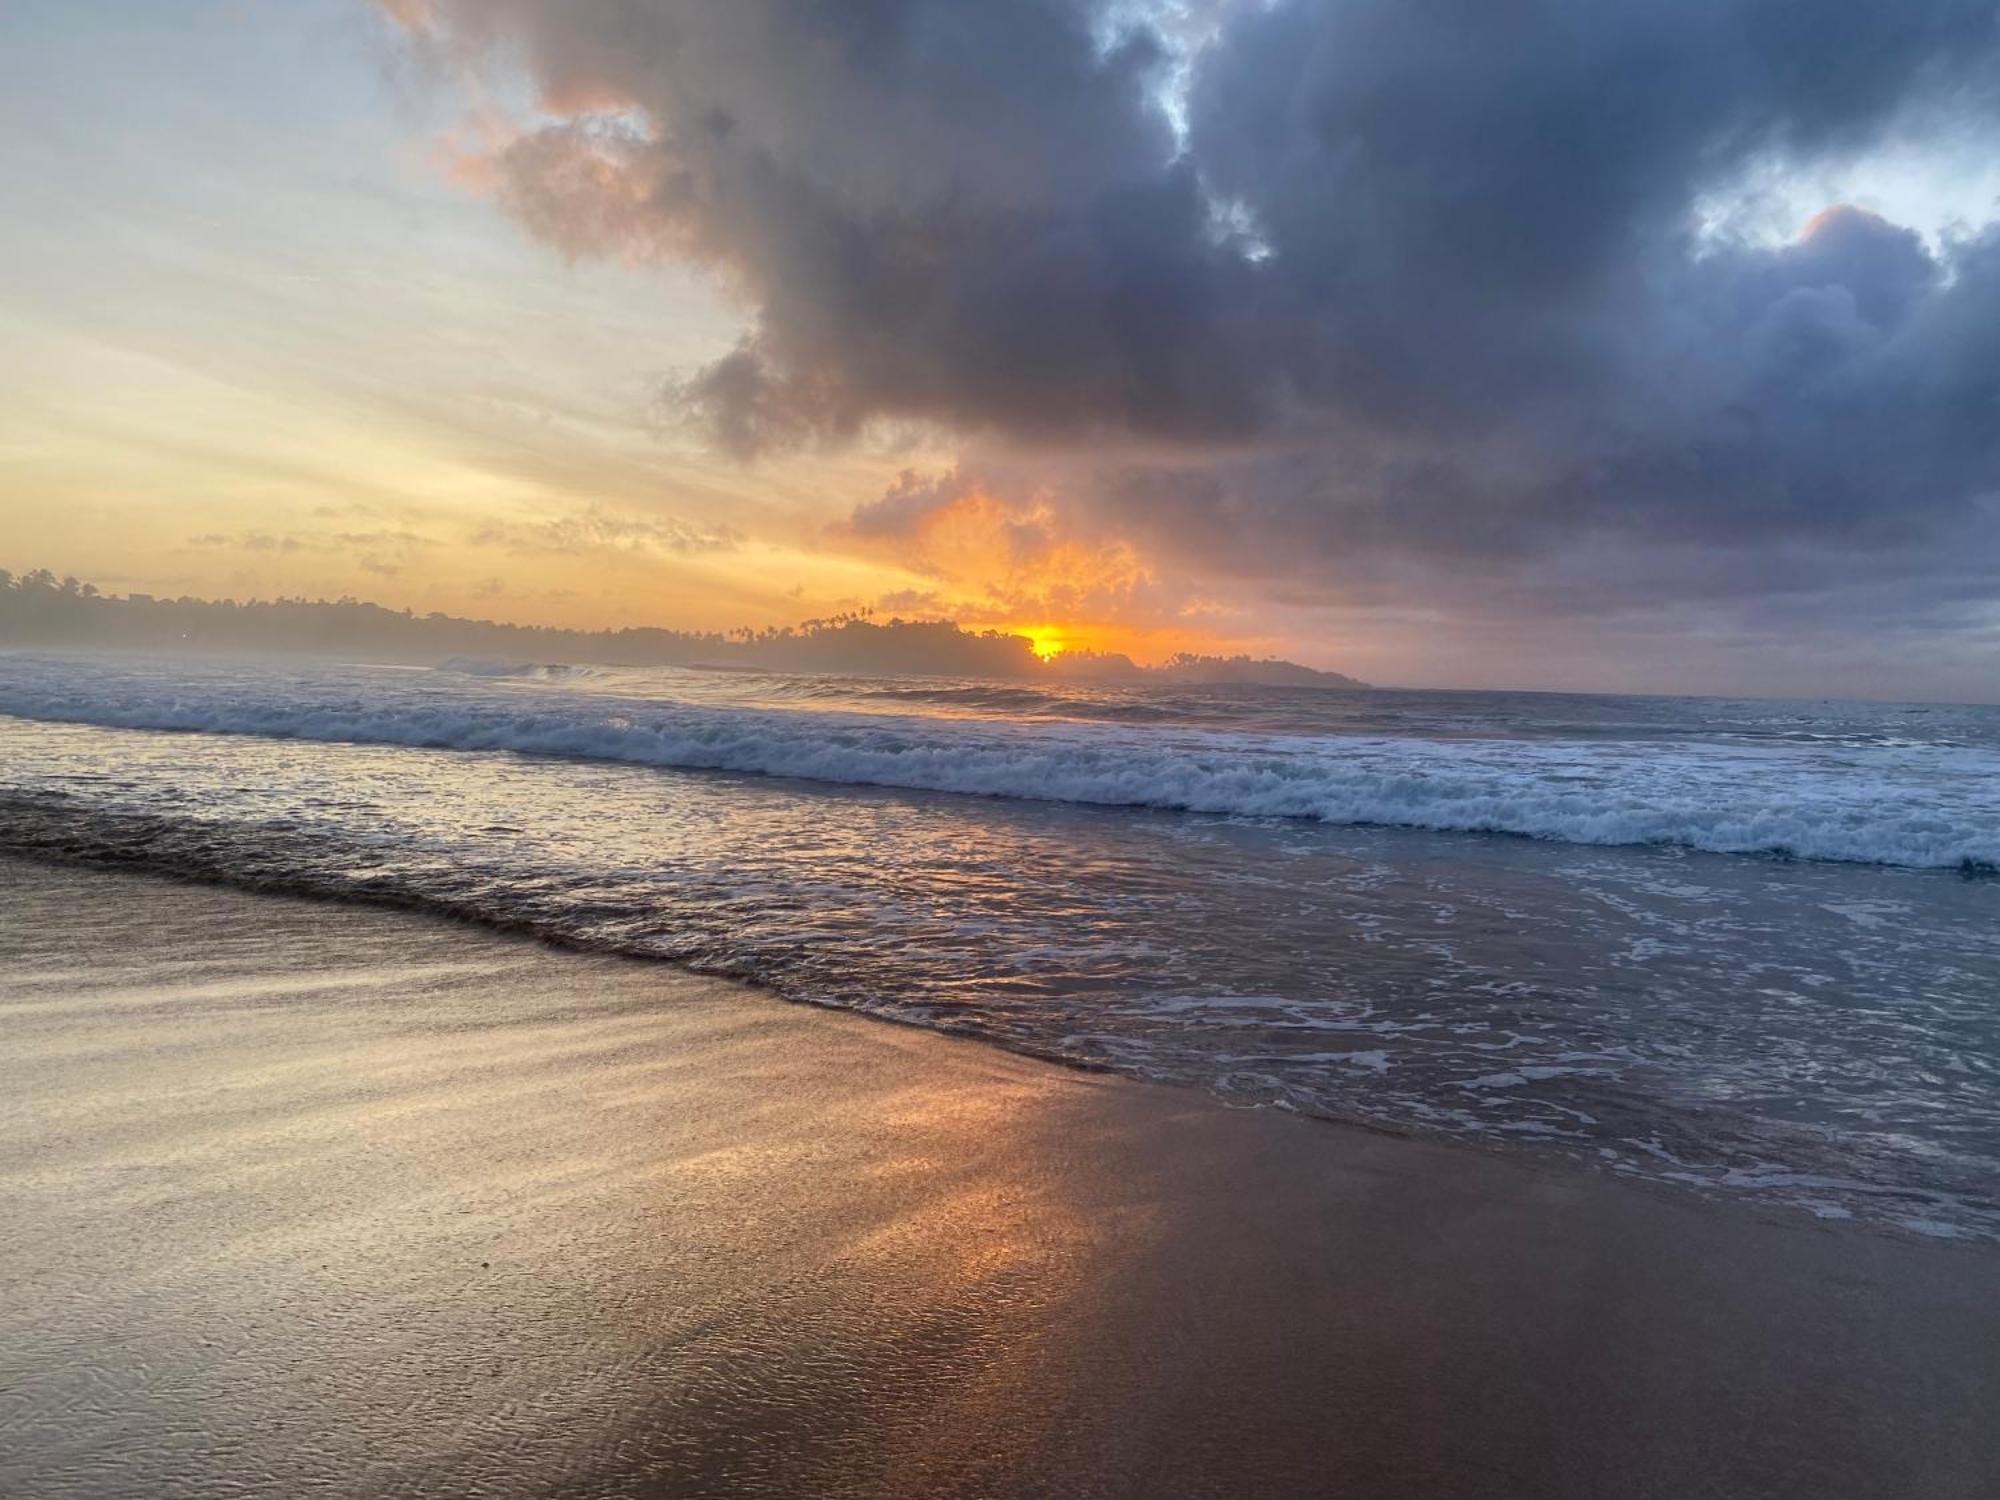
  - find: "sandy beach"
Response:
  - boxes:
[2,856,1997,1499]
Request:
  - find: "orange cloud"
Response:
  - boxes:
[832,467,1255,663]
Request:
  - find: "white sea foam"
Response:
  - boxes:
[1,657,1996,870]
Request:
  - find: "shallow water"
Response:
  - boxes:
[2,651,1996,1236]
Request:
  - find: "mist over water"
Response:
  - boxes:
[3,652,1997,1237]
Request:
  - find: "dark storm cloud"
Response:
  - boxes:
[393,0,1265,448]
[389,0,2000,630]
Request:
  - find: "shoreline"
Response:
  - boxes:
[3,835,1988,1248]
[4,858,1998,1497]
[10,832,1993,1251]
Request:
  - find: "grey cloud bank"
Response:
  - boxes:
[388,0,2000,694]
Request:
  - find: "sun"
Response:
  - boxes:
[1020,625,1068,661]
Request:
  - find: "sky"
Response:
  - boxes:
[2,0,1998,698]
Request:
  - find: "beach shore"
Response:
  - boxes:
[3,857,1996,1499]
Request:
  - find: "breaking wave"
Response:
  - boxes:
[435,657,610,683]
[1,665,1995,871]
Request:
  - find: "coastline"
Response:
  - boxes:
[3,857,1997,1498]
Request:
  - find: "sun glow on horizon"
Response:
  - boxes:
[1019,625,1069,661]
[985,618,1275,668]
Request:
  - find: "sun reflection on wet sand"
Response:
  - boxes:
[0,863,1130,1496]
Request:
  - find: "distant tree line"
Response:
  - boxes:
[0,567,1042,677]
[0,567,1365,687]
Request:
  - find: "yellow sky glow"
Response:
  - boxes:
[0,3,1269,672]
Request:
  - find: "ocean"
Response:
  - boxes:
[2,651,1996,1238]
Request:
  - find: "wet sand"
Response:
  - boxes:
[2,858,1997,1499]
